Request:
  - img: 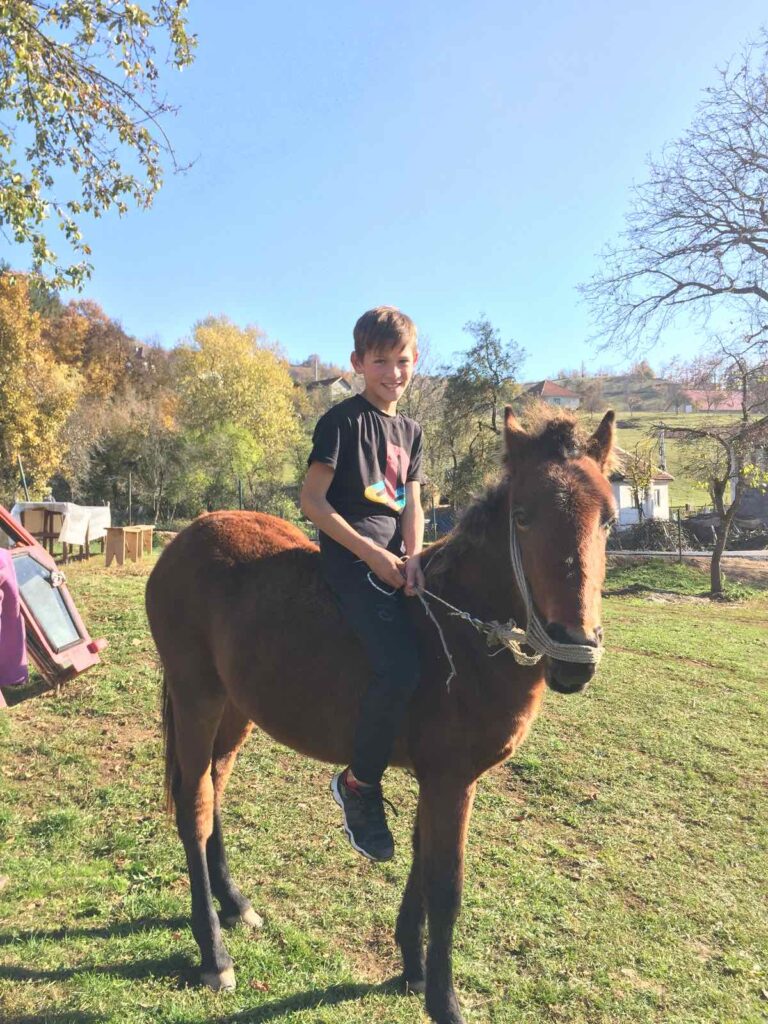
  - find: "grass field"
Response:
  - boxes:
[575,410,742,510]
[0,555,766,1024]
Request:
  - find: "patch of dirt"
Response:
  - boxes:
[645,592,711,605]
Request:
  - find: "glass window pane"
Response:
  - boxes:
[12,554,81,651]
[0,523,18,548]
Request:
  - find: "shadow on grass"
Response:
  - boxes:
[0,966,409,1022]
[0,953,196,987]
[0,918,412,1019]
[209,978,410,1023]
[0,916,188,948]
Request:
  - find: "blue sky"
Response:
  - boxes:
[10,1,768,377]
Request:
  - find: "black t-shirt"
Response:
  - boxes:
[308,394,424,563]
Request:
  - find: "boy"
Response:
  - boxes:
[300,306,425,862]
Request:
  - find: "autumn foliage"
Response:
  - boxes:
[0,275,303,523]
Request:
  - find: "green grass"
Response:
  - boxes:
[1,556,767,1023]
[585,410,741,509]
[605,557,768,600]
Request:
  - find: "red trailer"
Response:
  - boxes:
[0,504,106,707]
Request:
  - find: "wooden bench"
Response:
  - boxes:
[104,526,154,567]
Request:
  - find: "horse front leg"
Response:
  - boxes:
[420,777,477,1024]
[395,812,426,992]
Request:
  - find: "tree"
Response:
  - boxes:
[622,441,655,522]
[582,37,768,352]
[43,299,145,397]
[0,1,194,287]
[452,316,526,434]
[432,317,526,509]
[658,340,768,594]
[575,376,605,414]
[174,317,301,509]
[630,359,654,379]
[0,274,79,498]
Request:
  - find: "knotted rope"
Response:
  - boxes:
[412,507,604,689]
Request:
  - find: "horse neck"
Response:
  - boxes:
[425,492,527,628]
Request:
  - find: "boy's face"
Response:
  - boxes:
[351,341,418,412]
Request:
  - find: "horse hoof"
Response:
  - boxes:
[201,968,236,991]
[241,907,264,929]
[221,907,264,929]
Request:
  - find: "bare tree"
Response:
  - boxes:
[576,376,606,414]
[658,340,768,593]
[582,37,768,353]
[622,442,655,522]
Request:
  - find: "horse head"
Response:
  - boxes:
[503,406,617,695]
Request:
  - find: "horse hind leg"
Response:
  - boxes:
[207,700,262,930]
[168,683,235,991]
[395,812,426,994]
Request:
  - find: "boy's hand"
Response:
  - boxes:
[365,547,406,591]
[403,554,425,597]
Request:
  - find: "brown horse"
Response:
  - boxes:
[146,407,617,1024]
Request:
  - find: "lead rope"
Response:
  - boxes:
[410,507,603,689]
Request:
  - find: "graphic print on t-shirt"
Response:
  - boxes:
[364,442,409,512]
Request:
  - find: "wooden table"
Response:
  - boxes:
[104,526,154,567]
[13,502,111,563]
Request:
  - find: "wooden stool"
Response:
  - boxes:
[104,526,154,566]
[136,525,154,556]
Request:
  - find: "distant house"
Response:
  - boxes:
[524,380,581,409]
[681,389,741,413]
[305,376,353,400]
[610,447,674,528]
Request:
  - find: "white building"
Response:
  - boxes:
[610,447,674,528]
[523,380,581,409]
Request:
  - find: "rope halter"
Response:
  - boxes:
[415,505,604,689]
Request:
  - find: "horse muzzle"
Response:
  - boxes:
[542,622,602,694]
[544,658,596,694]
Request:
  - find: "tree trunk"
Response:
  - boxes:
[711,478,726,518]
[710,499,739,595]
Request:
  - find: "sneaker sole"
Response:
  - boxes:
[330,774,392,862]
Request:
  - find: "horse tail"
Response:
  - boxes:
[161,672,178,815]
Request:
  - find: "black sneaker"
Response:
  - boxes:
[331,770,394,862]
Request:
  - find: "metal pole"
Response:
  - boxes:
[17,455,30,500]
[677,509,683,563]
[128,471,132,526]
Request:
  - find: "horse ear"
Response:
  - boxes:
[586,410,616,472]
[504,405,528,460]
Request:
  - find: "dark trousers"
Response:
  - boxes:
[322,555,420,786]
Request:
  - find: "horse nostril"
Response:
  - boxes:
[546,622,603,647]
[545,622,572,645]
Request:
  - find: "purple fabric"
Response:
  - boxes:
[0,549,28,687]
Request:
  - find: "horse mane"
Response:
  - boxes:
[425,406,612,581]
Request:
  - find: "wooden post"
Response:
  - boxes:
[17,456,30,500]
[677,509,683,564]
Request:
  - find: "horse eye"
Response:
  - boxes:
[602,515,617,532]
[513,508,530,529]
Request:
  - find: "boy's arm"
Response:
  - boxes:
[300,462,406,590]
[401,481,425,596]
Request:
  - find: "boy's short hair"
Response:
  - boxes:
[353,307,417,358]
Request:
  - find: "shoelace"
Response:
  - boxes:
[354,784,398,819]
